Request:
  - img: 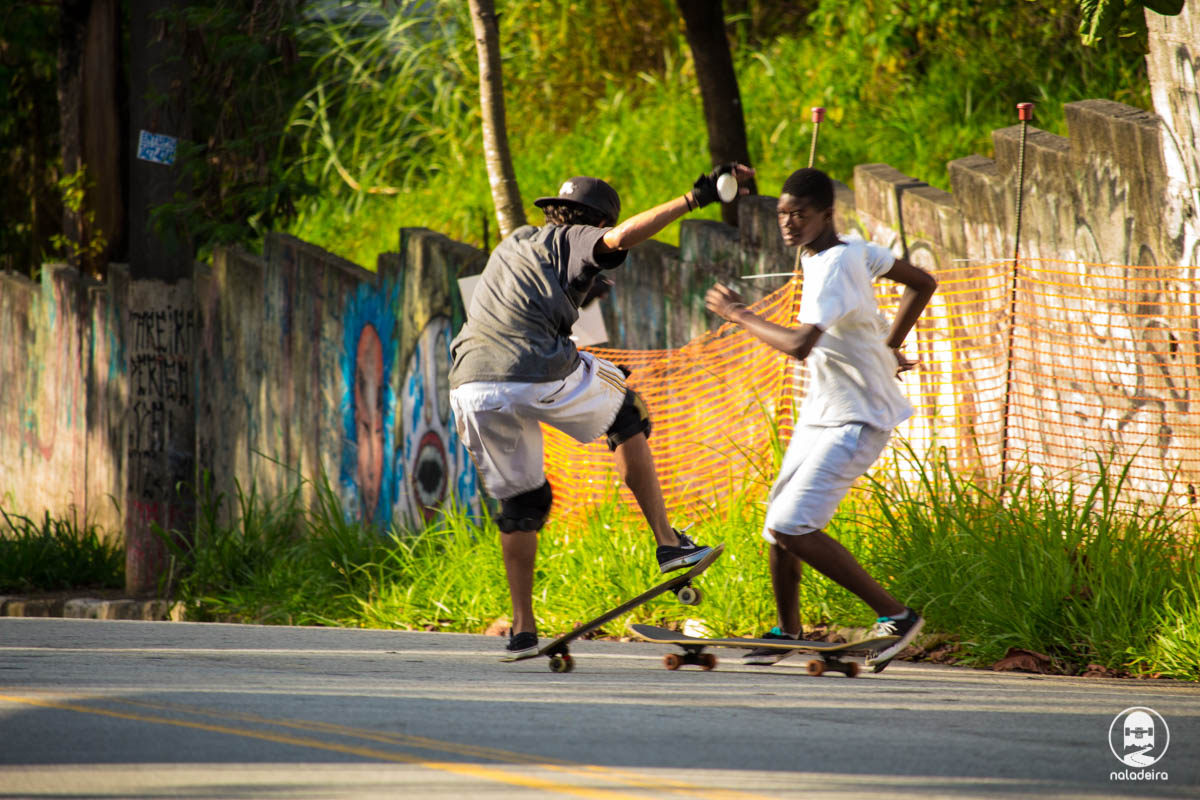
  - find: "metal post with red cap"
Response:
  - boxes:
[1000,101,1035,495]
[808,107,826,168]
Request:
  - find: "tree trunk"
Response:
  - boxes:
[467,0,526,241]
[676,0,757,227]
[58,0,89,270]
[58,0,125,277]
[128,0,192,281]
[83,0,125,268]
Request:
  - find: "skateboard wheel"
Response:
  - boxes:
[675,585,701,605]
[806,659,826,677]
[700,653,718,671]
[549,655,573,673]
[845,661,860,678]
[664,653,682,670]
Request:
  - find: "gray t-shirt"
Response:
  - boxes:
[449,224,626,388]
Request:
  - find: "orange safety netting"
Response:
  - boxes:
[544,259,1200,520]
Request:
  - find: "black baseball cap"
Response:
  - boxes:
[534,177,621,224]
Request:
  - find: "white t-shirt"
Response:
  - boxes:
[796,235,914,430]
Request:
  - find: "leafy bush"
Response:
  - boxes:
[0,508,124,592]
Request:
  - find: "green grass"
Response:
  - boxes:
[863,446,1200,680]
[0,507,124,592]
[280,0,1149,265]
[162,452,1199,681]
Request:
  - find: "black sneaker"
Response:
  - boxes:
[505,631,539,659]
[743,626,800,666]
[656,529,713,573]
[865,608,924,672]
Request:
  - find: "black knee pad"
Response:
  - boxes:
[605,388,652,451]
[497,481,553,533]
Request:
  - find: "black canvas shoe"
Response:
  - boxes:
[655,529,713,573]
[865,608,924,672]
[505,631,539,659]
[743,626,800,666]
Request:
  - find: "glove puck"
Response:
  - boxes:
[716,172,737,203]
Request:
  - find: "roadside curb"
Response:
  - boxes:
[0,596,183,621]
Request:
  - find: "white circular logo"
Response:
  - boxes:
[1109,707,1169,767]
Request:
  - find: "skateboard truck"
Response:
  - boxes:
[661,644,718,672]
[805,653,860,678]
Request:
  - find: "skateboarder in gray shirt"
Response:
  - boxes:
[450,164,755,658]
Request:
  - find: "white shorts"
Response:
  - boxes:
[762,422,891,542]
[450,351,627,500]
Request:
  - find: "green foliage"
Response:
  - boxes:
[0,3,62,274]
[0,507,124,592]
[864,445,1200,680]
[51,167,108,264]
[157,473,385,625]
[167,449,1199,681]
[283,0,1152,264]
[0,1,1159,269]
[148,0,316,261]
[1079,0,1183,47]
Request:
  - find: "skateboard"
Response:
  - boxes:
[500,543,724,673]
[628,623,899,677]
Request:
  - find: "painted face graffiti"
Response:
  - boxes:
[354,323,385,521]
[339,282,398,528]
[402,319,453,522]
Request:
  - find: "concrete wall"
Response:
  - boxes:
[601,199,797,349]
[193,231,487,532]
[836,99,1198,501]
[1,266,105,530]
[125,277,196,591]
[1148,3,1200,267]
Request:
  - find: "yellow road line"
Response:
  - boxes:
[0,693,767,800]
[109,697,765,800]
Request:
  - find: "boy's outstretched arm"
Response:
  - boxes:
[597,163,756,254]
[705,283,823,360]
[881,258,937,373]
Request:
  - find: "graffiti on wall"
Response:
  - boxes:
[338,284,481,529]
[127,302,194,504]
[339,282,399,527]
[400,316,480,523]
[125,286,195,592]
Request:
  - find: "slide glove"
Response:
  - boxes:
[691,162,738,208]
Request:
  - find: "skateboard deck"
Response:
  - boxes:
[628,623,899,677]
[501,543,724,672]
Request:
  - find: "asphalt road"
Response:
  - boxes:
[0,617,1197,799]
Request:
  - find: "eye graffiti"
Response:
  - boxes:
[399,317,480,525]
